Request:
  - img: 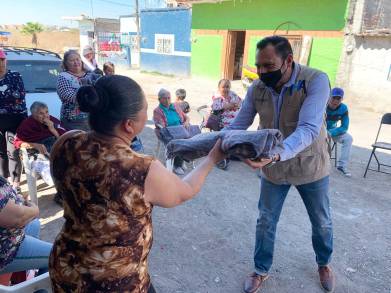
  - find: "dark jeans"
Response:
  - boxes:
[254,176,333,275]
[0,113,25,183]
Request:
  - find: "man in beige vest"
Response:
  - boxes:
[225,36,335,293]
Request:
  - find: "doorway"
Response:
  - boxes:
[222,30,246,80]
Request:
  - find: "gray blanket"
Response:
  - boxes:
[166,129,284,161]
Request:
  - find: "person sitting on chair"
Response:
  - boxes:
[175,88,190,114]
[326,87,353,177]
[211,79,242,170]
[0,175,52,277]
[153,88,189,175]
[14,102,67,204]
[14,102,66,155]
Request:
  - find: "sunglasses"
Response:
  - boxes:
[332,96,342,100]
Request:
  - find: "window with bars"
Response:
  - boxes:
[155,34,175,54]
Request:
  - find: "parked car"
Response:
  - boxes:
[2,47,62,118]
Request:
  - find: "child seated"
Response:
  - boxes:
[175,88,190,114]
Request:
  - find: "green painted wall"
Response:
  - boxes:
[192,0,349,31]
[191,34,223,78]
[308,38,344,86]
[246,36,343,85]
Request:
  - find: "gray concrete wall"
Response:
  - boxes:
[344,36,391,112]
[337,0,391,112]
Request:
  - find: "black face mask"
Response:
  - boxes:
[260,61,287,88]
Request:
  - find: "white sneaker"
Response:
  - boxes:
[174,167,185,175]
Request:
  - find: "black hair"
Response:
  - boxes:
[77,75,145,134]
[256,36,293,59]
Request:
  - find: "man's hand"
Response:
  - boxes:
[244,158,273,169]
[244,154,280,169]
[184,120,190,128]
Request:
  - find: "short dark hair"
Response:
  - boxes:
[77,75,145,134]
[103,62,115,72]
[256,36,293,59]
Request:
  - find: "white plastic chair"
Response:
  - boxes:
[20,148,38,205]
[0,272,52,293]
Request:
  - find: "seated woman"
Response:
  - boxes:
[211,79,242,169]
[153,88,190,175]
[14,101,66,203]
[0,176,52,277]
[14,101,67,155]
[211,79,242,129]
[49,75,224,292]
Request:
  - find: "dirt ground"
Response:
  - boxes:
[30,70,391,293]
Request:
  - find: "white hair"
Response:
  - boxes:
[158,88,170,99]
[30,101,48,113]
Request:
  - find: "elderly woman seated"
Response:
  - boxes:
[153,88,190,175]
[0,176,52,278]
[14,102,66,204]
[14,102,66,155]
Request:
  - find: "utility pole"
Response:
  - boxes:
[135,0,140,68]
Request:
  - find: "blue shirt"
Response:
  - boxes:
[326,103,349,137]
[159,104,181,126]
[225,64,330,161]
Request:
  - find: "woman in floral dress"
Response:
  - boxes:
[211,79,242,129]
[49,75,225,293]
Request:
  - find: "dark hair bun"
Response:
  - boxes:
[77,85,100,113]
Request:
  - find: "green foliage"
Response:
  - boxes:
[21,22,44,47]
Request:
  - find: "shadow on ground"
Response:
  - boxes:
[34,121,391,293]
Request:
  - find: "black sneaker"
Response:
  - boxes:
[337,166,351,177]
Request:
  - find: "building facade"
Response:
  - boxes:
[140,8,192,76]
[185,0,348,85]
[337,0,391,111]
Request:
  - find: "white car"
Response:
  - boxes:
[3,47,62,119]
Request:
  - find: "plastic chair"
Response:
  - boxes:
[0,272,52,293]
[154,126,175,172]
[19,148,38,205]
[364,113,391,178]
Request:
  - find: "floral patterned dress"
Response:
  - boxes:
[211,91,242,129]
[0,176,25,270]
[49,131,154,293]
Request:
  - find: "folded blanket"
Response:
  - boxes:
[166,129,284,161]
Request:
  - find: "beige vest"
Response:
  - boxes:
[253,64,330,185]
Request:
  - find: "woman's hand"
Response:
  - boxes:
[207,139,226,164]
